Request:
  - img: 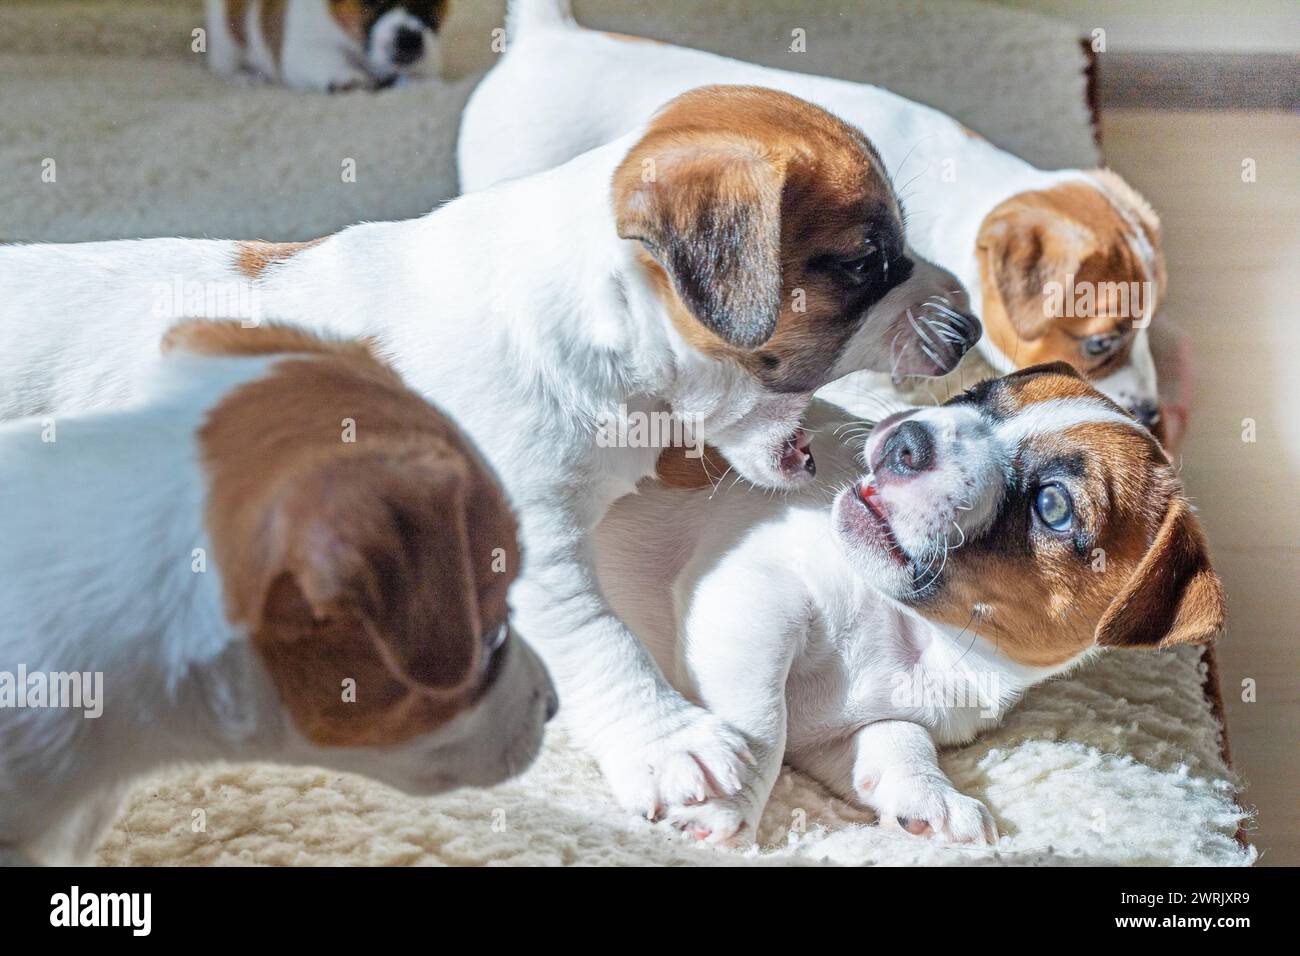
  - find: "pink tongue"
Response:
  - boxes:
[859,482,885,515]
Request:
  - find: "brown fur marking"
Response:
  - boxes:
[185,320,520,747]
[235,237,325,279]
[328,0,369,44]
[260,0,288,67]
[655,443,730,490]
[227,0,249,46]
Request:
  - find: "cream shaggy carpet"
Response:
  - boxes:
[0,0,1252,865]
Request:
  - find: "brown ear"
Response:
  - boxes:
[614,137,784,348]
[382,461,485,691]
[270,457,483,691]
[976,199,1093,341]
[252,457,487,746]
[1096,499,1226,649]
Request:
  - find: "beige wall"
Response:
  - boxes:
[990,0,1300,52]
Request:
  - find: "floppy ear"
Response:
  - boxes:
[614,137,784,349]
[268,459,483,689]
[976,198,1093,341]
[1096,499,1226,649]
[254,458,486,746]
[384,460,488,691]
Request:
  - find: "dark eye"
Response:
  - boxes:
[1082,333,1122,358]
[839,245,883,282]
[1034,483,1074,531]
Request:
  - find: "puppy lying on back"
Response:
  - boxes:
[0,320,554,865]
[597,364,1224,844]
[205,0,446,92]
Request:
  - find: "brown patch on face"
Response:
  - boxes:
[259,0,288,66]
[613,85,907,394]
[975,174,1164,379]
[234,237,325,279]
[227,0,249,46]
[187,320,520,747]
[328,0,369,44]
[917,375,1220,668]
[997,360,1120,411]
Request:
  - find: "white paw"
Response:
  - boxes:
[861,771,997,845]
[599,707,754,824]
[665,794,758,847]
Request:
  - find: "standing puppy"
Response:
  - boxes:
[460,0,1166,429]
[0,321,554,865]
[0,86,978,821]
[205,0,446,92]
[598,364,1224,844]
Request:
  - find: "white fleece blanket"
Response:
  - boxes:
[0,0,1252,865]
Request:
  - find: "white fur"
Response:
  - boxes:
[0,351,552,864]
[594,394,1149,845]
[458,0,1160,412]
[204,0,436,93]
[0,126,967,822]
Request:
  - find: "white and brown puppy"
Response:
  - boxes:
[597,364,1224,844]
[0,321,554,866]
[0,86,977,822]
[460,0,1167,433]
[205,0,446,92]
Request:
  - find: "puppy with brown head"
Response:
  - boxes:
[596,364,1223,845]
[611,85,980,486]
[975,171,1166,431]
[0,320,553,864]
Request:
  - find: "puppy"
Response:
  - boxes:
[205,0,446,92]
[0,85,979,821]
[0,321,554,865]
[460,0,1166,428]
[596,363,1225,844]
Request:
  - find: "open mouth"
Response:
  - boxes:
[778,428,815,479]
[851,481,909,565]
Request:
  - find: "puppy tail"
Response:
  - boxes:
[507,0,575,41]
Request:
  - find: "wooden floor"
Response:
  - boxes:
[1100,109,1299,866]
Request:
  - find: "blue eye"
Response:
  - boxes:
[1034,484,1073,531]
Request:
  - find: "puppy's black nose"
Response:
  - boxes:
[392,26,425,65]
[544,690,560,722]
[880,420,935,477]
